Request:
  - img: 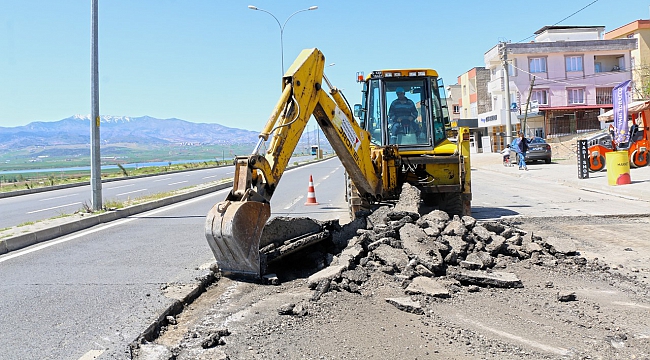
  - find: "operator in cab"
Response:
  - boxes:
[388,87,420,143]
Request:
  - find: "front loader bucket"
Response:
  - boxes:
[205,200,271,279]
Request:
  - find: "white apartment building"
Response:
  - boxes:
[480,26,636,150]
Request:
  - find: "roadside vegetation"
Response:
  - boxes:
[0,160,225,193]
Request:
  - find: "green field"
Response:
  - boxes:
[0,143,251,190]
[0,143,315,192]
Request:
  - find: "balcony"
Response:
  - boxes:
[487,77,504,93]
[594,55,625,73]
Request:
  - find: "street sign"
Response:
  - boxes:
[577,140,589,179]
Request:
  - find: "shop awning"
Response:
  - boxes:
[597,100,650,121]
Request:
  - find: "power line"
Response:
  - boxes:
[510,63,633,87]
[517,0,601,43]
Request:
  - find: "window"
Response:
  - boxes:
[453,105,460,114]
[568,88,585,104]
[529,57,547,73]
[366,79,383,144]
[508,59,516,76]
[386,79,429,146]
[596,87,613,104]
[566,56,583,72]
[531,89,548,105]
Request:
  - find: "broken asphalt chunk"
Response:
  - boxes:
[451,270,524,288]
[405,277,450,298]
[385,297,424,315]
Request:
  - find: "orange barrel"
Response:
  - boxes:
[606,151,631,186]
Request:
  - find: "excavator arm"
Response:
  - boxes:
[205,48,382,279]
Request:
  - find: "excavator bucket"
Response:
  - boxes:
[205,199,271,279]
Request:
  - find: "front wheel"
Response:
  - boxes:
[438,192,464,217]
[344,172,370,220]
[588,155,605,172]
[631,150,649,168]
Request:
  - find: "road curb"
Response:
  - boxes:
[0,182,233,255]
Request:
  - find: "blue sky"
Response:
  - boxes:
[0,0,647,131]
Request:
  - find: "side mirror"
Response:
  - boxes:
[353,104,363,118]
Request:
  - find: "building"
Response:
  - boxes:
[444,84,461,124]
[605,19,650,100]
[457,68,490,151]
[480,26,636,150]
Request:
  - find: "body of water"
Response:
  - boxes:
[0,159,216,175]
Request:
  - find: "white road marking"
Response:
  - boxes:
[27,202,82,214]
[153,177,172,182]
[4,160,337,262]
[168,181,188,186]
[202,175,220,179]
[39,193,79,201]
[284,196,305,209]
[116,189,147,196]
[613,301,650,309]
[107,184,134,190]
[1,190,228,264]
[226,172,234,175]
[78,349,104,360]
[460,316,570,356]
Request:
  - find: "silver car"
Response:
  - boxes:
[512,137,552,164]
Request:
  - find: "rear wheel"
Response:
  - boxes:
[630,150,649,168]
[588,155,605,172]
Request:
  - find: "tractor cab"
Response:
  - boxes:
[355,69,450,150]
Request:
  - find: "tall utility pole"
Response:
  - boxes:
[90,0,102,211]
[522,76,536,136]
[500,41,513,148]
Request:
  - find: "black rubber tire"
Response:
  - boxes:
[545,158,551,164]
[345,172,370,220]
[438,192,464,217]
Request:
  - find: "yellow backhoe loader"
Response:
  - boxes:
[205,48,471,279]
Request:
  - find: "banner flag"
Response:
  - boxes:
[612,80,632,145]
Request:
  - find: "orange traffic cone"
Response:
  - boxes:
[304,175,319,205]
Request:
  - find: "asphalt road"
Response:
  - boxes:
[1,154,648,359]
[0,155,316,229]
[0,157,348,360]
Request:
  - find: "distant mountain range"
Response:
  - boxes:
[0,115,262,150]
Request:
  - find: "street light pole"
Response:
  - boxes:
[248,5,318,76]
[90,0,102,211]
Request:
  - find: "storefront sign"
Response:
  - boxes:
[577,140,589,179]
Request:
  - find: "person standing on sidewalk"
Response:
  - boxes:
[517,132,530,170]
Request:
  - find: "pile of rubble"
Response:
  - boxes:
[300,184,581,313]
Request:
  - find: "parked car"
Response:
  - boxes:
[511,136,552,164]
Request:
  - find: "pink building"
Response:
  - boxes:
[481,26,636,145]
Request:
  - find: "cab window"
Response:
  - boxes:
[385,80,429,146]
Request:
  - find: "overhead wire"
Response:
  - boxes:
[516,0,601,43]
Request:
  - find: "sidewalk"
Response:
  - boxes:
[470,152,650,203]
